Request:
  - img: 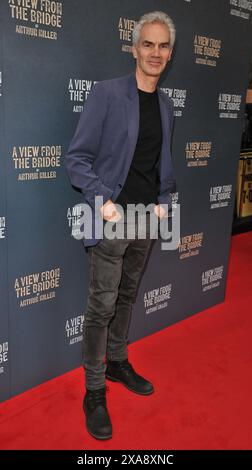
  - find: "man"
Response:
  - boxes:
[65,11,176,440]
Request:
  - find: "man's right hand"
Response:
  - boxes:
[100,199,122,222]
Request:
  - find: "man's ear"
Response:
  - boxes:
[168,47,173,61]
[132,45,137,60]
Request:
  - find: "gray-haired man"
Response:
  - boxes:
[66,11,176,440]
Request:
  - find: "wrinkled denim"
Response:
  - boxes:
[82,212,155,390]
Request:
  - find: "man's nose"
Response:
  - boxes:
[152,45,160,56]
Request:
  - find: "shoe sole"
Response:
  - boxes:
[86,426,112,440]
[105,374,154,395]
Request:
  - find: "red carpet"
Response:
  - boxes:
[0,232,252,450]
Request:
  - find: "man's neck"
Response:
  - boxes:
[135,69,159,93]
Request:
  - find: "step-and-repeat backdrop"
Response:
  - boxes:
[1,0,251,402]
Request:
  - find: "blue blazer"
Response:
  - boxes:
[65,71,176,247]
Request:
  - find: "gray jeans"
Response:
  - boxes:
[83,212,155,390]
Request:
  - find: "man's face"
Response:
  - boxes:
[132,22,172,78]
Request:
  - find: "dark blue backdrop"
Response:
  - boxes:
[1,0,251,402]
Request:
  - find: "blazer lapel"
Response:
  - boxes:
[125,73,140,166]
[157,88,169,149]
[157,88,169,175]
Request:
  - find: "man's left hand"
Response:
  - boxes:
[154,204,168,219]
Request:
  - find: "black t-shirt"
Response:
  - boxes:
[115,88,162,211]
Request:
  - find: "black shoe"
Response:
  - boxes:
[106,359,154,395]
[83,386,112,440]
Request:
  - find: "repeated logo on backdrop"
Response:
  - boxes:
[218,93,242,119]
[143,284,172,316]
[0,342,8,376]
[186,141,212,167]
[209,185,233,209]
[68,79,98,113]
[118,16,136,53]
[229,0,252,19]
[67,205,82,238]
[161,88,188,118]
[194,34,222,67]
[179,232,204,260]
[11,145,62,181]
[65,314,84,346]
[202,265,224,292]
[8,0,63,40]
[0,217,6,239]
[14,267,60,307]
[171,192,180,213]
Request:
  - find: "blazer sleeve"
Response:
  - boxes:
[157,98,176,209]
[65,82,113,209]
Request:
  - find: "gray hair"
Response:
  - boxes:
[132,11,176,48]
